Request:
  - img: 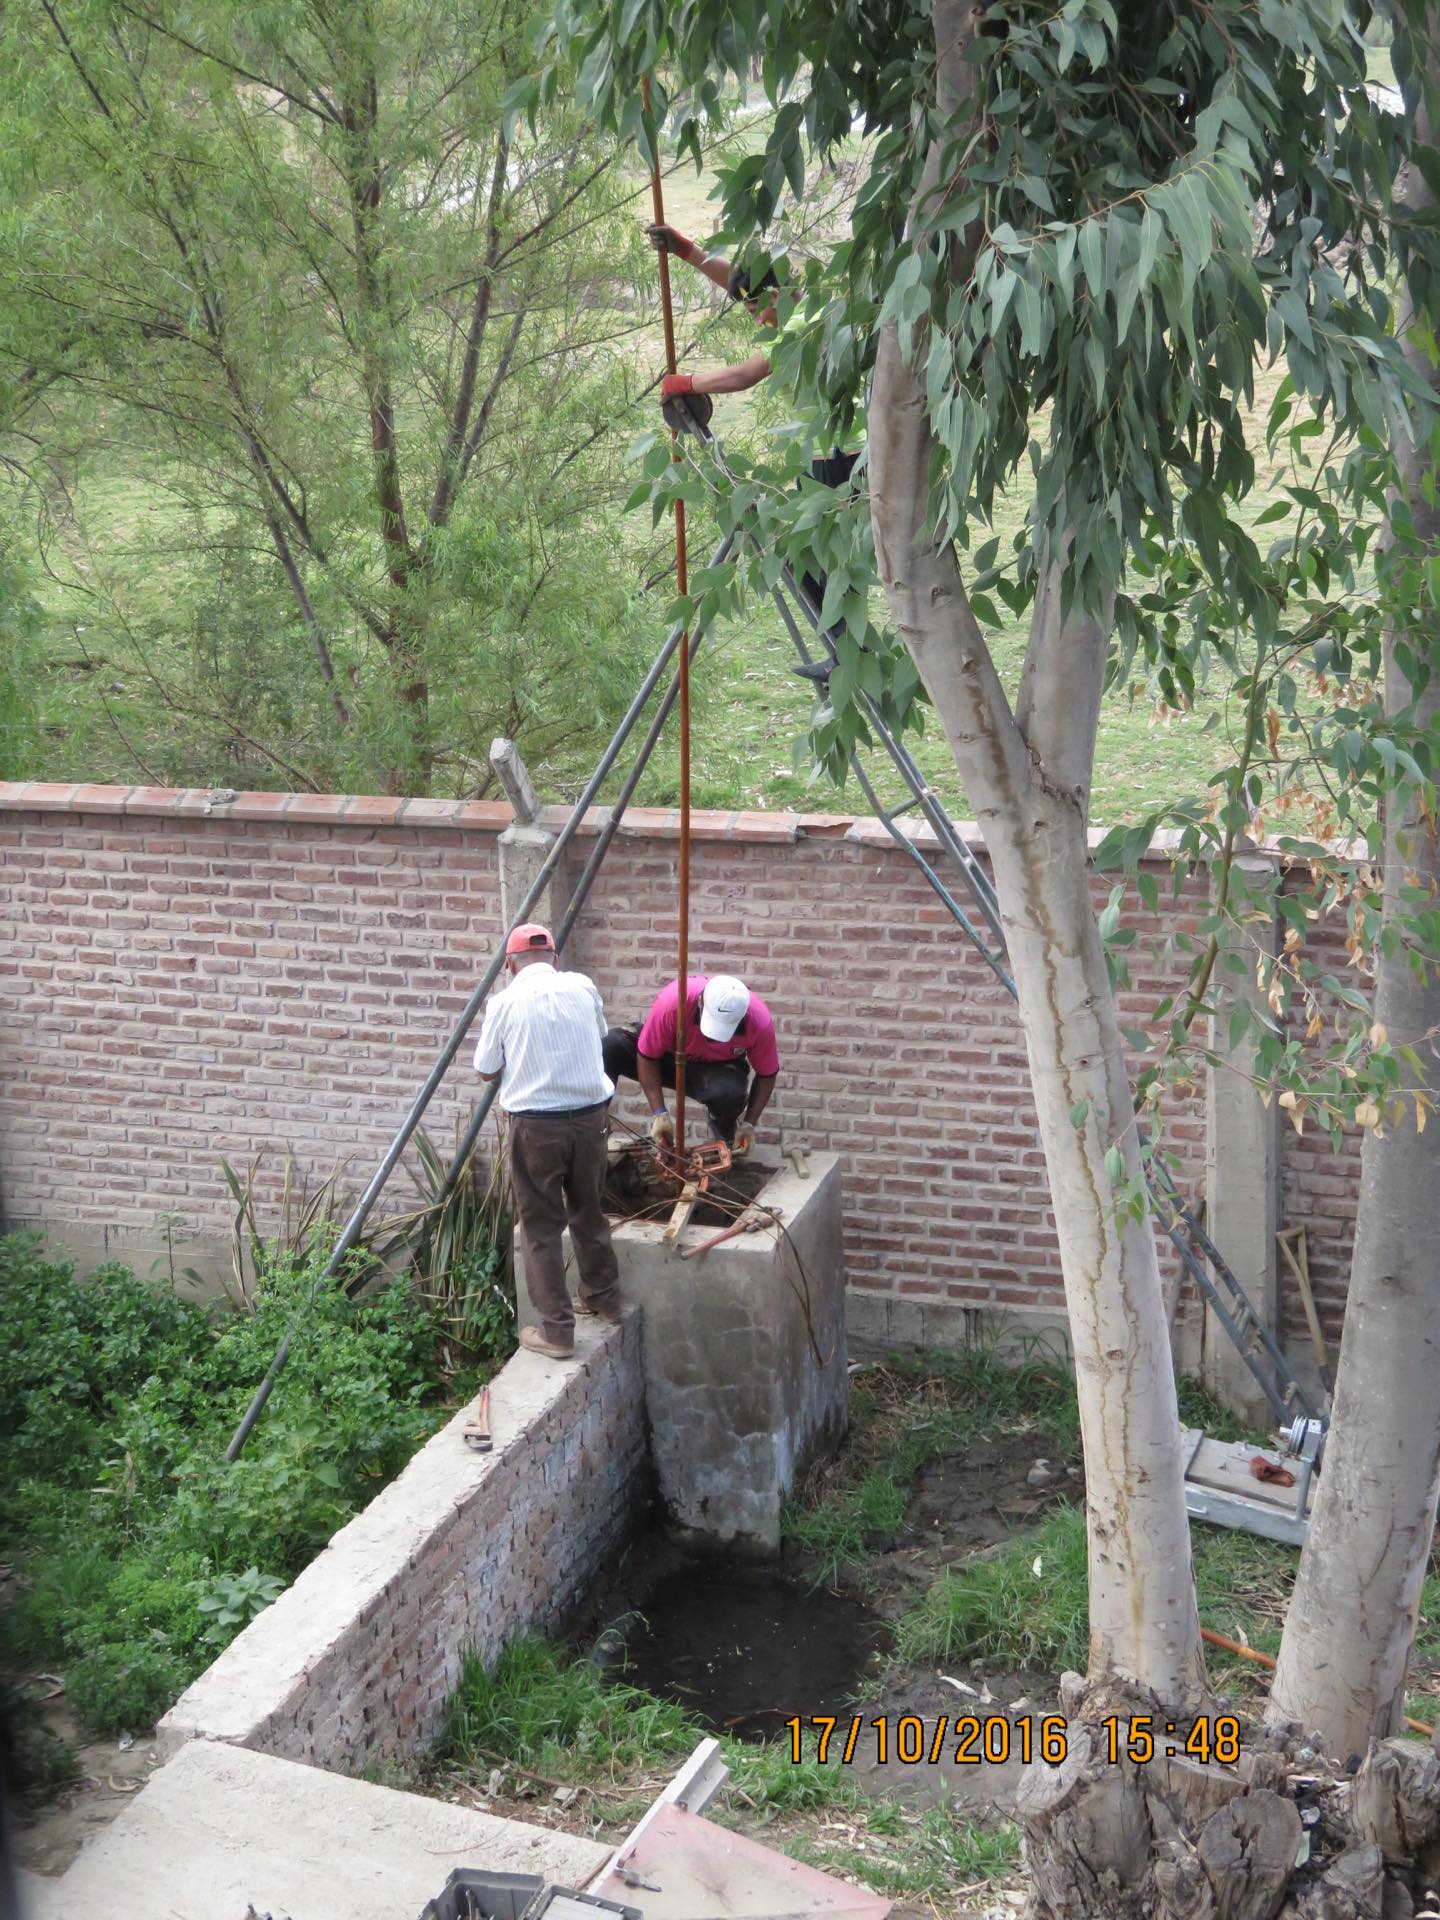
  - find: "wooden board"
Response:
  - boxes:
[589,1801,891,1920]
[1181,1428,1312,1546]
[661,1180,699,1247]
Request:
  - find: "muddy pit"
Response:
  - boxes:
[603,1558,890,1740]
[601,1151,772,1229]
[582,1414,1082,1810]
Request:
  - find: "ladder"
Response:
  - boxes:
[690,415,1321,1435]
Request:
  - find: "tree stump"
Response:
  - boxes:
[1350,1746,1440,1866]
[1018,1722,1155,1920]
[1015,1678,1440,1920]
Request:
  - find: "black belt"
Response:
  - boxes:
[510,1099,609,1118]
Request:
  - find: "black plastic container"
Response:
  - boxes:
[419,1871,641,1920]
[420,1870,545,1920]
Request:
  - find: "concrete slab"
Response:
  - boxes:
[519,1154,849,1554]
[21,1738,609,1920]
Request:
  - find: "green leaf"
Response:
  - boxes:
[1078,218,1106,310]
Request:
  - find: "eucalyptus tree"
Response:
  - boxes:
[1268,14,1440,1755]
[539,0,1424,1724]
[0,0,663,792]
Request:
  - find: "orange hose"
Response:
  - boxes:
[641,74,689,1161]
[1200,1627,1435,1739]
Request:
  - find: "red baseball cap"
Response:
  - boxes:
[505,923,555,955]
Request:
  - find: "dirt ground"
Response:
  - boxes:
[811,1425,1081,1813]
[10,1695,162,1877]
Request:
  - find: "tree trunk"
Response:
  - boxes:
[987,791,1204,1697]
[1267,68,1440,1758]
[869,276,1202,1702]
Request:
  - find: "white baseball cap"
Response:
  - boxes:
[699,975,750,1042]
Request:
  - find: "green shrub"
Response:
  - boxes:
[0,1682,82,1803]
[67,1638,189,1736]
[197,1568,286,1648]
[0,1234,451,1737]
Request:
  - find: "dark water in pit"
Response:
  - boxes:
[611,1561,889,1740]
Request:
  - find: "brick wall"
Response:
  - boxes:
[159,1320,648,1772]
[0,780,1362,1351]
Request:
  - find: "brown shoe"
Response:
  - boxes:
[519,1325,575,1360]
[578,1297,625,1325]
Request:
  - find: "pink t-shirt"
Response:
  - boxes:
[636,976,780,1077]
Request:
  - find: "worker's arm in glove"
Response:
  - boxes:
[661,353,771,402]
[735,1074,777,1155]
[636,1053,673,1143]
[646,223,733,294]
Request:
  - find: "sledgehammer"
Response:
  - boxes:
[679,1206,779,1260]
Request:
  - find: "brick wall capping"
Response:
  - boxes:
[0,780,1319,864]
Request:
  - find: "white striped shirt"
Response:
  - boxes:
[474,962,614,1113]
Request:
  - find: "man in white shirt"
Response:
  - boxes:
[475,923,622,1359]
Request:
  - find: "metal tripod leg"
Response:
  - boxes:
[707,426,1318,1435]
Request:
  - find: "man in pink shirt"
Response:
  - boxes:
[602,974,780,1154]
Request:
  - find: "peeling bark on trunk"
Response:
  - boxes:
[1268,88,1440,1758]
[867,0,1202,1704]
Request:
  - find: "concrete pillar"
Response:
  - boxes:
[515,1153,850,1555]
[490,736,568,947]
[1202,854,1282,1424]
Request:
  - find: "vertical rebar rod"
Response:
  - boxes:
[426,599,727,1226]
[642,74,690,1161]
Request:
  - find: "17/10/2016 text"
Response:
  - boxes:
[785,1714,1242,1768]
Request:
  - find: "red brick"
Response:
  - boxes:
[341,796,404,825]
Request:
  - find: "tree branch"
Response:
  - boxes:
[457,308,525,486]
[343,80,417,611]
[109,1,342,122]
[429,134,509,529]
[869,0,1032,821]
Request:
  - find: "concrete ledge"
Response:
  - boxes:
[23,1735,609,1920]
[0,778,1238,859]
[845,1292,1074,1365]
[159,1318,648,1772]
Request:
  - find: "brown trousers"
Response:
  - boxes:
[507,1107,621,1343]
